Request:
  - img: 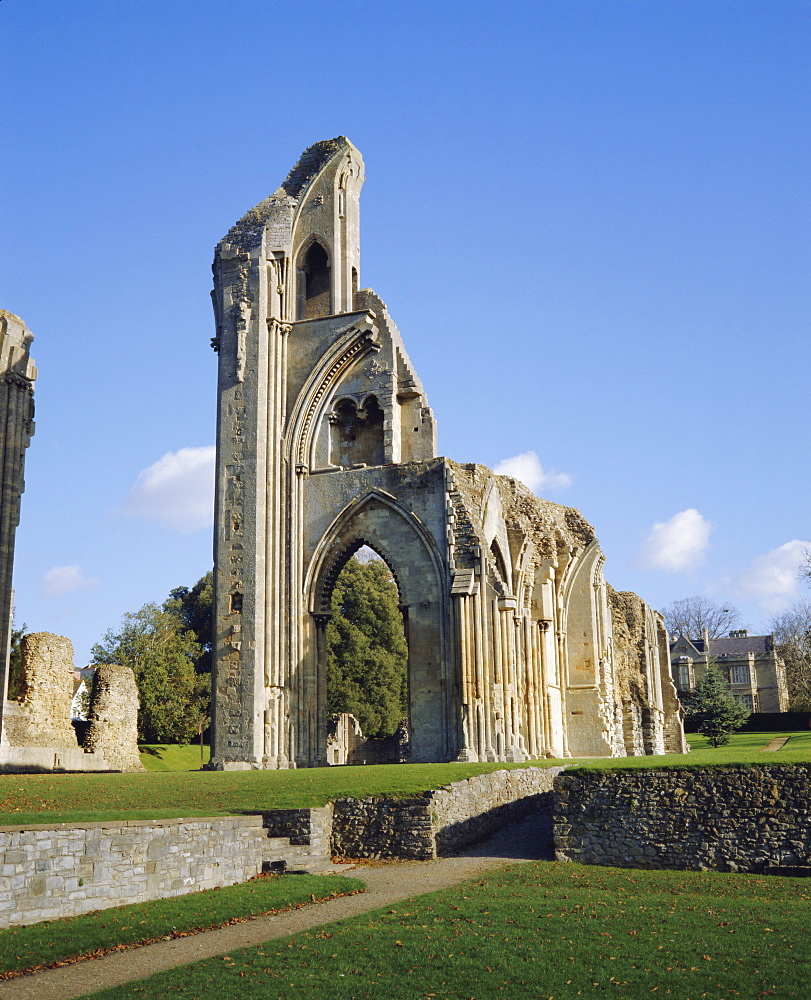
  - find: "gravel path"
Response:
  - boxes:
[0,813,552,1000]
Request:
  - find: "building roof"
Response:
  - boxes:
[709,635,772,656]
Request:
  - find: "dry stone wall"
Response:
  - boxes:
[554,764,811,873]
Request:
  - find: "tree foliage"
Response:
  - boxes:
[92,602,207,744]
[6,617,27,701]
[326,556,408,738]
[769,600,811,711]
[660,596,742,640]
[164,571,213,673]
[684,665,750,747]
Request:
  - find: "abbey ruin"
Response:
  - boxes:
[209,138,687,769]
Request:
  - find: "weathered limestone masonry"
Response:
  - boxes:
[0,816,268,929]
[82,664,145,772]
[0,310,36,749]
[210,137,687,769]
[554,764,811,873]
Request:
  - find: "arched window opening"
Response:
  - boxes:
[490,539,509,588]
[325,545,409,764]
[329,395,384,468]
[299,241,331,320]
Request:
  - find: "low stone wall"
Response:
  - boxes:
[0,816,267,929]
[332,766,561,859]
[554,763,811,873]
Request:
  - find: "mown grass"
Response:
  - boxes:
[2,733,809,827]
[572,729,811,770]
[0,872,363,978]
[139,743,210,772]
[0,760,555,827]
[78,861,811,1000]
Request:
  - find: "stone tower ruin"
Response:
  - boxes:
[210,138,686,769]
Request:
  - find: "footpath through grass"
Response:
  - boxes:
[78,860,810,1000]
[2,732,810,827]
[0,872,363,979]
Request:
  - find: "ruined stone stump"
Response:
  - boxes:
[2,633,79,749]
[83,664,144,772]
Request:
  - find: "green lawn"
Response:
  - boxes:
[140,743,210,771]
[0,760,556,827]
[2,733,809,827]
[78,861,811,1000]
[0,872,363,979]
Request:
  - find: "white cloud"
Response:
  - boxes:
[41,564,99,598]
[637,508,712,572]
[493,450,572,495]
[730,539,809,614]
[123,445,215,533]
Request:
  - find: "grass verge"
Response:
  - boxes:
[76,860,810,1000]
[1,733,809,827]
[0,872,364,979]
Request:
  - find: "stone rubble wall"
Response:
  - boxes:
[3,633,79,749]
[82,664,144,772]
[0,816,268,929]
[430,766,563,854]
[554,764,811,873]
[331,766,562,859]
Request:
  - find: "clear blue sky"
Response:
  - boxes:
[2,0,809,665]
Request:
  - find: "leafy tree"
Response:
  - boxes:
[660,596,742,640]
[684,665,750,747]
[92,603,206,744]
[6,617,27,701]
[326,556,408,738]
[769,600,811,711]
[164,571,213,674]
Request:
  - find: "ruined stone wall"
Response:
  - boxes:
[554,764,811,872]
[3,633,78,749]
[82,664,144,772]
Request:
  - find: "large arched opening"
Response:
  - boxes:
[302,492,450,767]
[324,545,409,764]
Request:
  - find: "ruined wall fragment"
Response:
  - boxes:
[83,664,144,772]
[3,633,78,748]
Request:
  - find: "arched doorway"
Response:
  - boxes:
[303,491,450,767]
[325,545,409,764]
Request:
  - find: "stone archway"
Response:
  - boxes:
[302,491,450,766]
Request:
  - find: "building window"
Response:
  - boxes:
[674,665,691,690]
[733,693,754,711]
[729,664,750,684]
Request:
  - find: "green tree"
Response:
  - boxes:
[326,556,408,737]
[685,665,750,747]
[6,617,27,701]
[91,603,206,744]
[164,570,213,674]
